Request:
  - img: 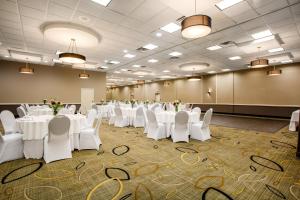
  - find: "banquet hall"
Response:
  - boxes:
[0,0,299,199]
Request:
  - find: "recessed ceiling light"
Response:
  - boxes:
[148,59,158,63]
[100,66,108,69]
[109,60,120,64]
[123,49,128,53]
[43,60,48,63]
[163,70,170,73]
[207,45,222,51]
[281,59,293,63]
[253,35,275,44]
[251,30,272,39]
[184,74,192,77]
[268,47,284,53]
[132,64,141,68]
[4,55,10,58]
[229,56,241,60]
[138,75,144,78]
[160,22,181,33]
[222,69,231,71]
[120,69,128,71]
[207,71,216,74]
[91,0,112,7]
[156,32,162,37]
[215,0,244,10]
[169,52,182,57]
[143,44,158,50]
[124,53,136,58]
[114,71,121,74]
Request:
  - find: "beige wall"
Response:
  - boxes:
[108,63,300,106]
[0,60,106,104]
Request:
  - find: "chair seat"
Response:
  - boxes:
[81,128,95,134]
[3,133,23,141]
[192,121,203,127]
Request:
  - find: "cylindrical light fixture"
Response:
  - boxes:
[250,58,269,68]
[181,15,211,39]
[187,76,201,81]
[79,72,90,79]
[59,53,86,64]
[137,80,145,84]
[19,62,34,74]
[267,66,282,76]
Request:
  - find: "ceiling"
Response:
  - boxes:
[0,0,300,86]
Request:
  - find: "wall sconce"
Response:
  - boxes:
[207,88,213,96]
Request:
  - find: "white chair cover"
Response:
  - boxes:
[79,118,102,150]
[171,111,189,143]
[191,109,213,141]
[133,107,145,128]
[69,105,76,114]
[108,107,116,125]
[0,133,24,164]
[43,116,72,163]
[114,107,129,127]
[146,110,167,140]
[143,108,148,134]
[17,106,26,118]
[0,110,19,134]
[192,107,201,121]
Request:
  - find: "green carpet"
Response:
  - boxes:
[0,121,299,200]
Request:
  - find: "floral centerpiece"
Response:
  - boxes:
[43,99,47,104]
[125,100,130,104]
[130,99,136,108]
[49,100,63,115]
[173,100,181,112]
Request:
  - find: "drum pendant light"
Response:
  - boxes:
[251,47,269,68]
[79,64,90,79]
[59,38,86,64]
[267,66,282,76]
[181,0,212,39]
[19,58,34,74]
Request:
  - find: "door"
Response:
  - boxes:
[81,88,94,113]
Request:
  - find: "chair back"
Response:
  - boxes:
[91,104,98,113]
[0,110,18,133]
[192,107,201,120]
[17,106,26,118]
[114,107,123,118]
[25,104,30,111]
[175,111,189,132]
[202,109,213,128]
[69,105,76,114]
[146,110,158,129]
[150,103,160,112]
[48,115,70,142]
[136,107,144,117]
[86,109,97,127]
[167,103,175,112]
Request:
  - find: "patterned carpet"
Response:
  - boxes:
[0,120,299,200]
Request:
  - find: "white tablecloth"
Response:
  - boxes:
[156,111,199,136]
[289,110,299,131]
[16,114,86,140]
[28,108,53,116]
[121,107,138,126]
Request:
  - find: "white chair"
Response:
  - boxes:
[143,108,148,134]
[69,105,76,114]
[0,110,19,134]
[192,107,201,122]
[0,132,24,164]
[79,118,102,150]
[167,103,175,112]
[25,104,30,112]
[150,103,160,112]
[43,116,72,163]
[133,107,145,128]
[146,110,167,140]
[114,107,129,127]
[171,111,189,143]
[84,109,98,128]
[108,107,116,125]
[190,109,213,141]
[17,106,26,118]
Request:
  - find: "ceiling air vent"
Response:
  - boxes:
[136,47,149,52]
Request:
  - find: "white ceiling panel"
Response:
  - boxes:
[18,0,48,11]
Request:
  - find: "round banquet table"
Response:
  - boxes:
[120,107,138,126]
[97,105,114,118]
[156,111,199,137]
[16,114,87,159]
[28,108,53,116]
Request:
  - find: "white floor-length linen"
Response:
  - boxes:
[43,116,72,163]
[190,109,213,141]
[0,133,24,164]
[289,110,299,131]
[171,111,190,143]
